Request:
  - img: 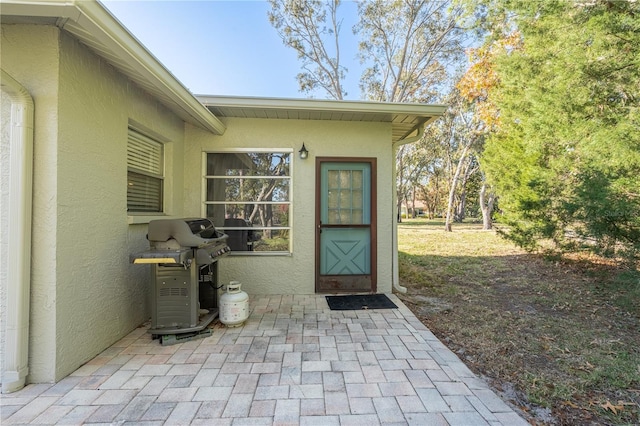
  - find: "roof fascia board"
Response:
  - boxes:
[198,95,447,116]
[0,2,81,20]
[3,0,226,135]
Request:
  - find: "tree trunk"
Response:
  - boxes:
[411,188,416,218]
[455,192,466,222]
[479,182,496,230]
[445,145,471,232]
[456,156,477,222]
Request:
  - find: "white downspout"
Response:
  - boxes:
[1,70,34,393]
[391,125,425,294]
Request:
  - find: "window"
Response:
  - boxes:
[327,168,366,224]
[127,128,164,212]
[204,151,291,253]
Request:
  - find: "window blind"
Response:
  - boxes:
[127,129,163,212]
[127,131,163,176]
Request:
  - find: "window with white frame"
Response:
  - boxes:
[204,151,291,253]
[127,128,164,212]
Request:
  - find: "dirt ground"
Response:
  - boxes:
[396,221,640,425]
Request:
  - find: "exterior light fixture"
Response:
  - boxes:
[299,143,309,159]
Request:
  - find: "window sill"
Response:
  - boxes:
[128,214,176,225]
[228,252,292,257]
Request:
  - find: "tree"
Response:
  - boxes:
[397,84,485,227]
[456,30,522,131]
[419,168,447,219]
[479,178,495,230]
[354,0,466,222]
[443,109,482,231]
[268,0,347,99]
[396,142,432,219]
[456,29,522,230]
[268,0,470,224]
[246,154,289,237]
[468,0,640,259]
[355,0,465,103]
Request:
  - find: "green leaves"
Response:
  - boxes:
[478,0,640,260]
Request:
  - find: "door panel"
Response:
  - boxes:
[316,159,376,293]
[320,228,370,275]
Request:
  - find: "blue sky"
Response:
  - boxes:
[102,0,363,99]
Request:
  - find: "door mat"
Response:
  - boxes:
[325,294,397,311]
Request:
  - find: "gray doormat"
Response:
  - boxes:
[325,294,397,310]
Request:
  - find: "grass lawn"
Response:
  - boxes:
[397,218,640,425]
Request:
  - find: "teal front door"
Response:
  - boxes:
[316,159,377,293]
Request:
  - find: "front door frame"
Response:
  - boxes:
[315,157,377,293]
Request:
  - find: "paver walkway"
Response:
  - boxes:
[1,294,529,425]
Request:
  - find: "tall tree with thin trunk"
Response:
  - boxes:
[479,179,495,230]
[355,0,466,222]
[431,88,482,232]
[268,0,346,99]
[444,143,471,232]
[456,31,520,231]
[268,0,469,224]
[355,0,464,103]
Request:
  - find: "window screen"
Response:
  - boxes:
[204,152,291,253]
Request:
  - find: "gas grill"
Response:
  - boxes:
[131,218,230,345]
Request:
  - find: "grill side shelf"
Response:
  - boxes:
[130,248,193,265]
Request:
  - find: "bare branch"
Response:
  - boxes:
[268,0,346,99]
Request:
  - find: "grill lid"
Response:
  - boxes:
[148,218,223,248]
[131,218,229,265]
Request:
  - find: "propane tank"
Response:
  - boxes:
[219,281,249,327]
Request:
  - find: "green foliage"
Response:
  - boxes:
[479,0,640,260]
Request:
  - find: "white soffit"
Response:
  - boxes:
[1,0,226,135]
[198,95,447,143]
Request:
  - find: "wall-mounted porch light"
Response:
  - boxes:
[298,143,309,160]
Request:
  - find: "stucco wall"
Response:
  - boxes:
[1,24,189,383]
[184,118,394,295]
[53,30,189,382]
[1,24,61,385]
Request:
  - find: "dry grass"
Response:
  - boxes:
[397,218,640,425]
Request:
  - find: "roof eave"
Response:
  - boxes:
[198,95,447,144]
[399,114,442,141]
[2,0,226,135]
[197,94,448,117]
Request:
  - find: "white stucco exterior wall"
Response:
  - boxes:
[53,30,189,382]
[1,24,190,383]
[184,118,394,296]
[1,24,60,385]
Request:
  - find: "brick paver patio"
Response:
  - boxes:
[1,294,529,425]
